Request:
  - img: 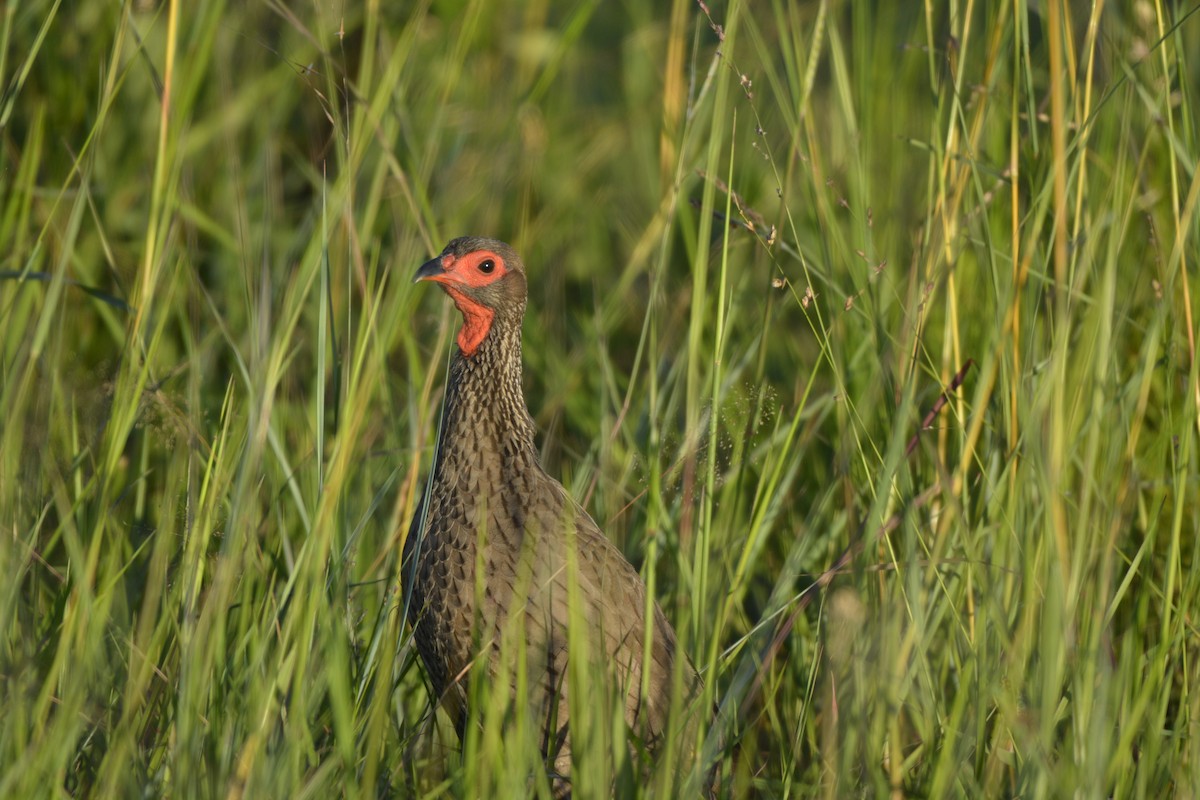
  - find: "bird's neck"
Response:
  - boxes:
[436,317,539,475]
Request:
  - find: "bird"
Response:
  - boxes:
[404,236,703,794]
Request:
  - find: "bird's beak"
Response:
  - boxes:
[413,256,447,284]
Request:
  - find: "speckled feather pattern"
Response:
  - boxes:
[405,244,700,785]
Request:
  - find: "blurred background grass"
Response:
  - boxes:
[2,0,1199,796]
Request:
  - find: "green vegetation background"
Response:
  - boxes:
[2,0,1198,796]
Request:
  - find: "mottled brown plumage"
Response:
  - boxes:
[404,237,701,791]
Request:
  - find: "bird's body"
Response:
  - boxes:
[405,237,700,789]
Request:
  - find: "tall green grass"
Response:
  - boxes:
[2,0,1198,796]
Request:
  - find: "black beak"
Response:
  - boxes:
[413,256,446,284]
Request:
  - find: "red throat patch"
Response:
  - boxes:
[442,286,494,357]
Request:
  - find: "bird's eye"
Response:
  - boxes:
[478,259,495,274]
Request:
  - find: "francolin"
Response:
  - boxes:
[404,236,702,793]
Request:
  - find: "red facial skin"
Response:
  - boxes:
[418,250,508,356]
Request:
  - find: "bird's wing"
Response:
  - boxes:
[521,475,699,728]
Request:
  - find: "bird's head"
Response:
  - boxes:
[414,237,527,357]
